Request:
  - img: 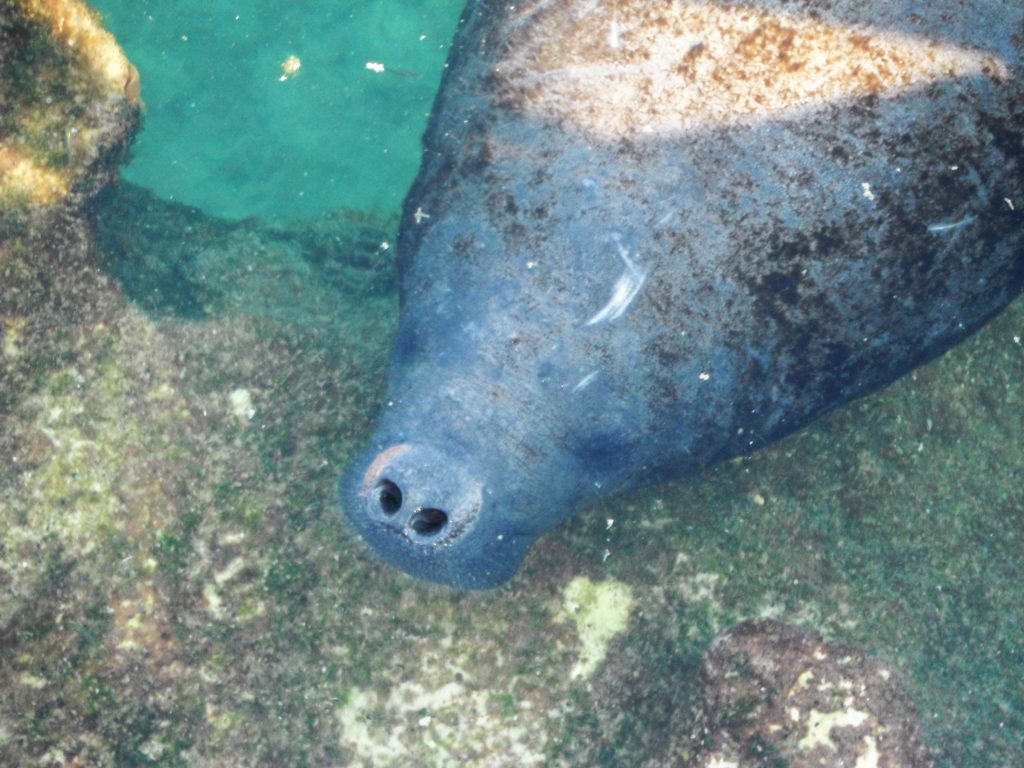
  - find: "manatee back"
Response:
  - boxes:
[344,0,1023,588]
[400,0,1024,471]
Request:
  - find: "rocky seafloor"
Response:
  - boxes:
[1,2,1022,766]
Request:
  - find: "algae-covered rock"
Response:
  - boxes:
[1,0,140,641]
[0,0,139,214]
[1,0,140,413]
[685,620,933,767]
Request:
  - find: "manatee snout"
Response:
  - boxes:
[354,442,482,543]
[343,441,537,589]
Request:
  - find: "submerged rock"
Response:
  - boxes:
[1,0,140,412]
[0,0,139,214]
[1,0,140,634]
[686,620,933,768]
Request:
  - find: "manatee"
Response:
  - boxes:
[342,0,1024,588]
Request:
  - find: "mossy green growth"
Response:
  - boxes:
[0,6,83,148]
[8,331,189,557]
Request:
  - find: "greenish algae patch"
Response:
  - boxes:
[9,332,187,557]
[558,576,635,679]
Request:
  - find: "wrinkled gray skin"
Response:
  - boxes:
[343,0,1024,588]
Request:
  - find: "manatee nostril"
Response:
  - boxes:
[409,507,448,537]
[375,479,403,515]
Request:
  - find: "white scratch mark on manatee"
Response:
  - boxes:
[927,215,977,234]
[607,15,628,49]
[572,370,600,392]
[585,246,647,326]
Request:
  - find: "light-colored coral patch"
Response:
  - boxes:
[18,672,48,689]
[1,315,28,358]
[855,734,882,768]
[336,673,548,767]
[228,388,256,421]
[557,576,635,679]
[702,755,741,768]
[797,706,870,752]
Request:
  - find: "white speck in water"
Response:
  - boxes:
[1006,198,1016,211]
[607,20,621,48]
[861,182,875,201]
[365,61,385,73]
[698,371,711,381]
[229,388,255,421]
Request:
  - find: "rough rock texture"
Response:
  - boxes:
[0,0,139,211]
[1,0,140,413]
[0,2,1022,767]
[1,0,139,639]
[685,619,932,767]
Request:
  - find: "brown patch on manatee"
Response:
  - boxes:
[495,1,1010,139]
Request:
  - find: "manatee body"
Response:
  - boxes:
[342,0,1024,588]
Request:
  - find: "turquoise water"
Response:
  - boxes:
[91,0,466,222]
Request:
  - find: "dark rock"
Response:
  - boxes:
[687,620,933,767]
